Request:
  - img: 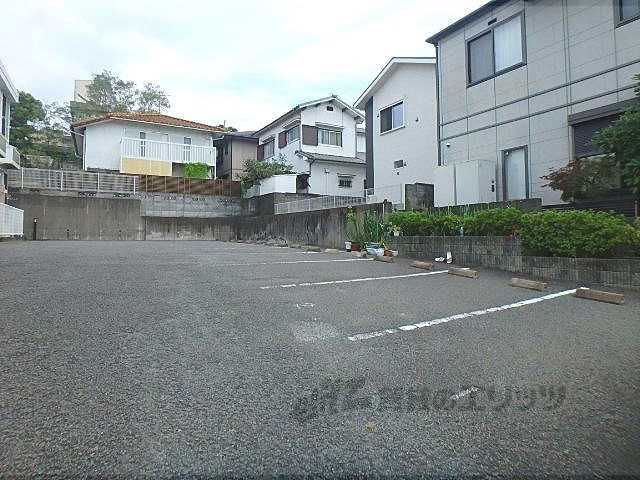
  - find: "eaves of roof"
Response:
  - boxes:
[296,150,366,165]
[70,112,225,133]
[254,95,364,138]
[426,0,511,45]
[354,57,435,110]
[0,59,19,102]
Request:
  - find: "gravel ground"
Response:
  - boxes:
[1,240,639,478]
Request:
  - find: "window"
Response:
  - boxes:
[380,102,404,133]
[1,94,7,136]
[262,139,274,159]
[467,14,524,84]
[319,129,342,146]
[338,175,353,188]
[286,125,299,144]
[393,160,406,169]
[502,147,528,200]
[257,139,273,161]
[183,137,191,162]
[139,131,146,157]
[616,0,640,24]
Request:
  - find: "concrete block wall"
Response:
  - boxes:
[391,236,640,290]
[140,193,243,217]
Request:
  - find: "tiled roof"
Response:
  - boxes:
[71,112,225,132]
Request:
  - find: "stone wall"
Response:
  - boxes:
[391,236,640,290]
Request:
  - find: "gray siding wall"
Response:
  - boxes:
[436,0,640,205]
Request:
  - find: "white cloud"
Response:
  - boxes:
[2,0,486,131]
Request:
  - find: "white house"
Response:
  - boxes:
[1,58,23,236]
[252,95,366,196]
[70,112,224,177]
[1,59,20,197]
[354,57,438,205]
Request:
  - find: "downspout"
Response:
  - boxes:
[434,43,442,167]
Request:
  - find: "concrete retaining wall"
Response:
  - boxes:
[10,192,144,240]
[392,236,640,290]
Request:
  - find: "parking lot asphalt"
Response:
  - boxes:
[1,240,639,477]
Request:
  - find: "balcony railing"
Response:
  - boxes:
[121,137,215,165]
[0,145,21,169]
[7,168,138,194]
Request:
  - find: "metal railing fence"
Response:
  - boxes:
[274,184,404,214]
[7,168,139,194]
[0,203,24,236]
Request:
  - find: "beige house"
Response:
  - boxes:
[213,131,258,180]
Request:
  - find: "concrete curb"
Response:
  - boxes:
[410,261,436,271]
[448,267,478,279]
[374,255,394,263]
[508,277,548,291]
[574,287,625,305]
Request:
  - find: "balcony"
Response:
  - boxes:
[0,144,21,169]
[120,137,216,177]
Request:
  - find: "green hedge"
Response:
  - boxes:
[519,210,640,258]
[389,208,640,258]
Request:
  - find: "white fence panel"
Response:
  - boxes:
[7,168,138,194]
[0,203,24,236]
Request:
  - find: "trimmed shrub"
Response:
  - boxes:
[465,207,524,236]
[519,210,640,258]
[184,162,210,178]
[388,211,429,236]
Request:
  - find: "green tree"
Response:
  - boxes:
[540,74,639,201]
[10,92,75,166]
[9,91,45,154]
[71,70,171,120]
[540,157,618,202]
[138,82,171,113]
[84,70,137,113]
[236,155,293,192]
[592,74,640,198]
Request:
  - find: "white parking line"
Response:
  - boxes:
[260,270,449,290]
[347,288,577,341]
[223,258,372,267]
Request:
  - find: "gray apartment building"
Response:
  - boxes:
[427,0,639,206]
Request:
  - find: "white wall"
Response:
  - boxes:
[371,62,438,191]
[307,161,365,196]
[257,99,363,174]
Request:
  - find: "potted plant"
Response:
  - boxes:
[345,209,365,251]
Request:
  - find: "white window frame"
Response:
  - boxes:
[286,125,299,144]
[318,128,342,146]
[467,13,525,85]
[263,139,275,159]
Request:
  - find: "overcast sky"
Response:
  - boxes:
[3,1,486,132]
